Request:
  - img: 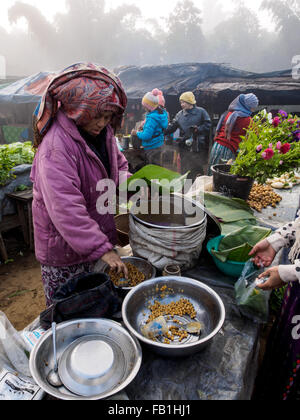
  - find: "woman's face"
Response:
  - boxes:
[81,111,113,136]
[180,101,193,111]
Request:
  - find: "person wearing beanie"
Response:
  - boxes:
[208,93,259,175]
[179,92,197,106]
[165,91,212,181]
[131,88,169,166]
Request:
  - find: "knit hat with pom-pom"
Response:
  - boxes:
[142,88,165,111]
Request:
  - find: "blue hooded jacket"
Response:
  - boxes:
[136,109,169,150]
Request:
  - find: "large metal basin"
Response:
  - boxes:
[29,319,142,400]
[122,277,225,357]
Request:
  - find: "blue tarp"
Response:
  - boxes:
[0,72,53,104]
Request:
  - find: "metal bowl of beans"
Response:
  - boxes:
[122,276,226,357]
[105,257,156,296]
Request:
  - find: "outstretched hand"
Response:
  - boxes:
[249,239,276,268]
[256,266,286,291]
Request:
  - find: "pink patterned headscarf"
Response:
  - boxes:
[35,62,127,136]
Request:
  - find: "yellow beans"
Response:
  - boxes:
[147,298,197,323]
[141,286,198,345]
[108,262,145,287]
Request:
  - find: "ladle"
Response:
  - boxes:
[46,322,63,387]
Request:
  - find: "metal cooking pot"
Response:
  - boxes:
[122,276,226,357]
[130,195,207,230]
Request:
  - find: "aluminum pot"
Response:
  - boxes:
[29,319,142,400]
[122,277,226,357]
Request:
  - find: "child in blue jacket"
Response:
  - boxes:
[132,89,169,166]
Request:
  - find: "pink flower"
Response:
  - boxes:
[280,143,291,154]
[288,119,296,125]
[262,148,275,160]
[273,117,280,127]
[256,144,263,153]
[269,143,273,148]
[276,141,282,150]
[279,161,283,165]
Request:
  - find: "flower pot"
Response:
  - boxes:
[211,164,254,201]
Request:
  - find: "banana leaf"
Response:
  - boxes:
[204,192,255,223]
[220,219,257,236]
[119,165,188,194]
[211,225,272,263]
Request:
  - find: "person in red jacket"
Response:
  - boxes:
[208,93,259,175]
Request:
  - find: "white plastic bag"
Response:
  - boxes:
[0,312,30,377]
[0,312,45,400]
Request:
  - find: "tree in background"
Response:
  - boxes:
[163,0,206,63]
[208,1,273,72]
[1,0,300,76]
[261,0,300,69]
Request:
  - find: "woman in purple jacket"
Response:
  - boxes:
[31,63,130,307]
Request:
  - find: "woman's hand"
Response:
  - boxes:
[131,129,137,136]
[101,251,128,279]
[249,239,277,268]
[257,266,286,291]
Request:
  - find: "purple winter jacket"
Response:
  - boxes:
[30,110,130,267]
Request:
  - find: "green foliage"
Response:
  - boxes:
[0,142,35,186]
[270,286,287,315]
[119,165,188,195]
[230,110,300,184]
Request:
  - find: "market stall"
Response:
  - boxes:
[0,106,299,400]
[1,180,298,401]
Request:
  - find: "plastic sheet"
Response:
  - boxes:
[0,312,45,400]
[0,164,32,221]
[129,215,207,271]
[235,261,271,324]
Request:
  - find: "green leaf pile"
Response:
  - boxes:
[119,165,188,194]
[0,142,35,186]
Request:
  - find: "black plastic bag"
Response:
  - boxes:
[40,272,121,330]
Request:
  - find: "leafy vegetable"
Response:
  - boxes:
[119,165,188,194]
[0,142,35,186]
[212,226,271,263]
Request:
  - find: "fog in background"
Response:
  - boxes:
[1,0,300,77]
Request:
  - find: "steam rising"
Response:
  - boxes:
[1,0,300,76]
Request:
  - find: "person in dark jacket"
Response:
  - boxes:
[165,91,211,181]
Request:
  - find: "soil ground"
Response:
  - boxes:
[0,228,45,331]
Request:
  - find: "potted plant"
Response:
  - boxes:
[212,110,300,199]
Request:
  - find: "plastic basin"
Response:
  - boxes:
[207,235,246,278]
